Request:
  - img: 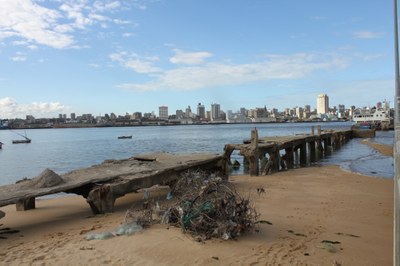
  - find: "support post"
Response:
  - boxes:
[311,126,315,135]
[300,143,307,166]
[16,197,35,211]
[284,147,294,169]
[249,128,259,176]
[269,149,280,173]
[86,184,116,214]
[309,141,316,163]
[317,125,321,136]
[316,139,324,159]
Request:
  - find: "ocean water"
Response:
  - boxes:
[0,122,393,186]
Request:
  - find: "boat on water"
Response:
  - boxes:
[12,131,31,144]
[12,138,31,144]
[118,135,132,139]
[352,101,392,130]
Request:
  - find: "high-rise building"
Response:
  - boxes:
[197,103,205,119]
[296,107,303,119]
[317,94,329,114]
[185,106,192,118]
[211,103,220,121]
[159,106,168,120]
[71,113,76,120]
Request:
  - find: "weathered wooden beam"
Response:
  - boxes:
[316,139,324,159]
[284,147,294,169]
[309,141,316,163]
[299,143,307,166]
[249,128,259,176]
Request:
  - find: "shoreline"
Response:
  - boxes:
[0,164,393,265]
[0,120,351,130]
[360,139,393,157]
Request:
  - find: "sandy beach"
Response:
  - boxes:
[0,143,394,265]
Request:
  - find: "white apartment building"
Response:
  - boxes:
[317,94,329,114]
[158,106,168,120]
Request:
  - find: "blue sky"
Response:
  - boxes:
[0,0,395,118]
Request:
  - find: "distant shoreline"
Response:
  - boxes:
[0,120,351,130]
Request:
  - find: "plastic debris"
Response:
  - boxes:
[86,223,143,241]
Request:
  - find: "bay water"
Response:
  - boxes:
[0,122,393,186]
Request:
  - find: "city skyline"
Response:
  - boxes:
[0,0,395,119]
[2,94,388,121]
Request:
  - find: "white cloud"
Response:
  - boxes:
[0,0,73,49]
[0,0,129,49]
[353,53,383,62]
[122,32,133,37]
[0,97,68,119]
[114,19,131,25]
[170,49,213,65]
[59,2,93,29]
[118,52,349,92]
[27,44,38,50]
[88,63,100,68]
[93,1,121,12]
[11,52,27,62]
[109,51,161,73]
[353,31,384,39]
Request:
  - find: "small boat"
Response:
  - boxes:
[12,139,31,144]
[12,130,31,144]
[118,135,132,139]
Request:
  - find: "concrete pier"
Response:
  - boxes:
[0,152,224,215]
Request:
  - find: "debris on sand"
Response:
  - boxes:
[160,170,259,241]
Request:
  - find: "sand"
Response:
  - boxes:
[0,161,393,266]
[360,139,393,157]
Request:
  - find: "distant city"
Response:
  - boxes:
[0,94,393,129]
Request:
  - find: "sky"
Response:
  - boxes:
[0,0,395,119]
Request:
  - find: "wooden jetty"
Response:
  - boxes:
[224,126,358,176]
[0,152,224,215]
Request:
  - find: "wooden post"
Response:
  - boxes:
[316,139,324,159]
[16,197,35,211]
[309,141,316,163]
[311,126,315,135]
[300,143,307,166]
[284,147,294,169]
[249,128,259,176]
[317,125,321,136]
[269,149,280,173]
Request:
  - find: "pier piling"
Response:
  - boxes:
[224,127,356,176]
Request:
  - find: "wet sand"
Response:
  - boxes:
[360,139,393,157]
[0,163,393,265]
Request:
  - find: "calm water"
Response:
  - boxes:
[0,122,393,186]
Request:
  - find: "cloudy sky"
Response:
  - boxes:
[0,0,395,118]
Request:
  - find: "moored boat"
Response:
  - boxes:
[118,135,132,139]
[12,130,31,144]
[12,139,31,144]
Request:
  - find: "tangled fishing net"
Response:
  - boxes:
[162,170,259,240]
